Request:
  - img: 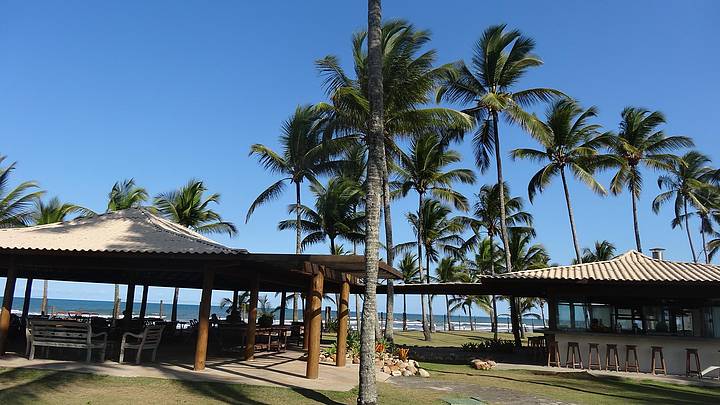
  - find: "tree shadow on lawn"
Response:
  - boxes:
[0,368,88,403]
[423,367,720,405]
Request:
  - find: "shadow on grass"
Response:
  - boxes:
[422,366,720,405]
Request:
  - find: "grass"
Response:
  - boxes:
[2,364,718,405]
[392,330,538,347]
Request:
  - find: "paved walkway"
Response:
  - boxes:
[0,350,388,391]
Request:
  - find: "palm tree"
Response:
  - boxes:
[437,24,564,274]
[106,178,149,318]
[464,238,500,336]
[395,132,475,340]
[575,240,617,263]
[653,151,715,262]
[461,183,532,338]
[435,257,464,331]
[31,197,93,315]
[512,99,609,262]
[448,295,475,331]
[606,107,693,253]
[318,20,472,342]
[278,178,365,253]
[247,104,348,322]
[0,156,44,228]
[155,179,236,322]
[397,252,420,331]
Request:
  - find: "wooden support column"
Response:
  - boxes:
[547,296,558,330]
[0,259,18,355]
[232,290,239,312]
[22,278,33,321]
[303,284,312,350]
[279,291,287,326]
[194,269,215,371]
[305,265,324,379]
[139,285,149,321]
[171,288,179,323]
[336,276,349,367]
[124,284,136,329]
[244,275,259,361]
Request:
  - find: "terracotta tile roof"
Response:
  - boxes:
[497,250,720,282]
[0,208,242,255]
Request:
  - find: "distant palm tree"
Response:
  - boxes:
[512,99,609,262]
[395,132,475,340]
[448,295,476,331]
[437,24,564,274]
[606,107,693,253]
[435,257,464,331]
[653,151,715,262]
[0,156,44,228]
[31,197,93,315]
[247,104,347,322]
[397,253,420,331]
[278,178,365,253]
[155,179,236,322]
[107,178,149,318]
[574,240,616,263]
[465,238,501,338]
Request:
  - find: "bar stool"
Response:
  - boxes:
[547,340,561,367]
[566,341,583,369]
[529,336,543,360]
[686,348,701,377]
[605,344,620,371]
[587,343,602,370]
[650,346,667,376]
[625,345,640,372]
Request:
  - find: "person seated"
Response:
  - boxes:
[226,308,241,323]
[210,313,220,328]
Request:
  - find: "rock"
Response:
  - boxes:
[401,370,412,377]
[418,368,430,378]
[487,360,497,367]
[407,365,417,375]
[381,365,391,374]
[375,359,384,367]
[353,357,360,364]
[398,361,408,369]
[391,370,402,377]
[410,360,420,368]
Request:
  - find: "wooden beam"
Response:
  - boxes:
[194,270,215,371]
[336,277,349,367]
[124,283,136,329]
[306,264,324,379]
[139,285,149,321]
[22,278,33,320]
[0,259,17,355]
[244,275,259,361]
[279,291,287,326]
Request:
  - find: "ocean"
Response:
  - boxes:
[4,297,543,332]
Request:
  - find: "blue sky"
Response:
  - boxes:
[1,1,719,316]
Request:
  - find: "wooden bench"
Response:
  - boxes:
[28,320,107,362]
[119,324,165,364]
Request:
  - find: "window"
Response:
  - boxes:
[556,302,588,330]
[589,304,612,332]
[558,303,572,329]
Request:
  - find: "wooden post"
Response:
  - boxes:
[0,260,18,355]
[171,288,179,323]
[279,291,287,326]
[303,286,312,350]
[244,275,259,361]
[547,296,558,330]
[305,265,324,379]
[232,290,239,312]
[336,277,349,367]
[194,269,215,371]
[22,278,33,321]
[124,284,136,329]
[139,285,149,321]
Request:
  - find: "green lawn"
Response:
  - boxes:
[2,364,718,405]
[392,330,538,347]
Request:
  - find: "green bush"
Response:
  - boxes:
[461,339,514,353]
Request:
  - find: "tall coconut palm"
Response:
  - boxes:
[394,132,475,340]
[0,156,44,228]
[318,19,473,342]
[606,107,693,253]
[435,257,465,331]
[31,197,93,314]
[512,99,609,262]
[397,252,420,331]
[652,151,715,262]
[278,178,365,254]
[448,295,476,331]
[106,178,149,318]
[574,240,616,263]
[247,104,347,322]
[461,183,532,339]
[358,0,383,401]
[155,179,236,322]
[437,24,564,274]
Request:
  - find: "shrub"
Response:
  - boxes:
[461,339,514,354]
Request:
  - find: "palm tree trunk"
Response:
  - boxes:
[416,193,431,341]
[382,154,395,341]
[359,0,383,400]
[701,218,709,264]
[171,287,179,322]
[469,304,474,331]
[113,284,120,319]
[41,280,48,315]
[489,234,498,339]
[425,253,434,333]
[492,111,512,273]
[683,198,697,262]
[402,294,407,331]
[491,295,498,340]
[631,183,643,253]
[293,182,302,322]
[330,237,336,255]
[560,167,582,263]
[445,295,451,331]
